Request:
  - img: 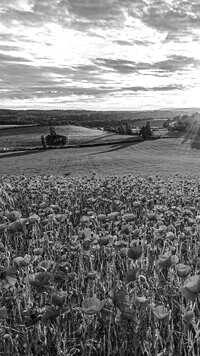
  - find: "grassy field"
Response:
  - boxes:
[0,125,143,150]
[0,125,111,149]
[0,137,200,178]
[0,124,168,150]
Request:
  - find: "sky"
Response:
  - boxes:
[0,0,200,111]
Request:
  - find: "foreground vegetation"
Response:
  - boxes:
[1,174,200,355]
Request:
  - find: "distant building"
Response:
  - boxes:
[131,127,140,135]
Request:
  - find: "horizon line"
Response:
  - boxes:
[1,107,200,113]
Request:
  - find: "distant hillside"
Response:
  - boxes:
[0,108,199,128]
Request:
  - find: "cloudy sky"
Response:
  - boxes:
[0,0,200,110]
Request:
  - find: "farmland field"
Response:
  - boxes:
[0,125,138,150]
[0,137,200,177]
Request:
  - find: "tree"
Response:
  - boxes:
[50,126,56,136]
[42,127,67,148]
[125,121,132,135]
[139,121,152,140]
[139,126,147,140]
[41,135,46,148]
[145,121,152,138]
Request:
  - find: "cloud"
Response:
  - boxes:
[0,61,73,90]
[0,0,64,28]
[114,40,133,46]
[0,0,125,29]
[114,39,153,46]
[129,0,200,42]
[94,58,139,73]
[73,64,99,72]
[60,0,125,26]
[0,43,21,52]
[0,52,32,63]
[0,0,31,10]
[0,0,200,110]
[93,55,199,75]
[0,82,185,102]
[1,0,200,35]
[1,0,200,40]
[152,55,200,72]
[122,84,184,92]
[116,1,200,43]
[0,57,110,100]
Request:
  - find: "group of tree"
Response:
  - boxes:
[139,121,152,140]
[105,120,153,139]
[163,114,190,132]
[118,121,132,135]
[41,127,68,148]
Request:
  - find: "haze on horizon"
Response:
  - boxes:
[0,0,200,111]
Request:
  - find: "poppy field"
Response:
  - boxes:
[1,173,200,355]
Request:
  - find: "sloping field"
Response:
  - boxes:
[0,125,136,149]
[0,137,200,178]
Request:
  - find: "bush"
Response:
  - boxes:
[42,127,68,148]
[45,134,67,147]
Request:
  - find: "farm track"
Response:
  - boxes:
[0,137,200,178]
